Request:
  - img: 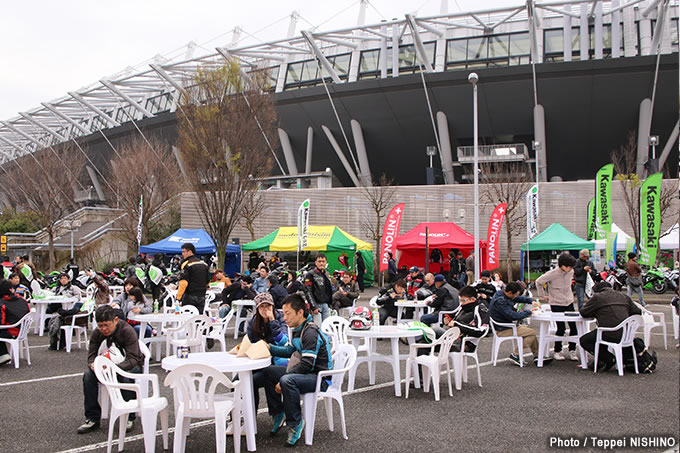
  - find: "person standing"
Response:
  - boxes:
[355,251,366,293]
[176,243,210,312]
[387,253,397,284]
[573,249,595,309]
[625,252,645,306]
[303,254,333,322]
[465,251,475,285]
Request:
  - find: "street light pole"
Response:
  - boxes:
[469,72,480,281]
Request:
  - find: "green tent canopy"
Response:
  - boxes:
[521,223,594,251]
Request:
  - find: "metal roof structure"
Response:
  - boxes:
[0,0,677,166]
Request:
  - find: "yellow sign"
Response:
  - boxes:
[0,236,6,244]
[0,244,6,253]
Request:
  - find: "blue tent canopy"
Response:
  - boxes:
[224,243,241,277]
[139,229,217,255]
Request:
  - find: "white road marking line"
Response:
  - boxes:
[0,363,161,387]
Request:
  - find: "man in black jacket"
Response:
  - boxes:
[573,249,595,309]
[376,279,409,325]
[474,271,497,306]
[430,285,489,352]
[267,274,289,310]
[355,251,366,292]
[579,281,643,371]
[176,243,210,312]
[0,279,30,365]
[77,305,144,434]
[421,274,459,326]
[406,266,425,299]
[303,254,333,322]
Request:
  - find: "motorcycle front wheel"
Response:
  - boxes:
[652,280,668,294]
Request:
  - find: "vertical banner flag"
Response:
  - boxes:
[625,237,635,257]
[297,199,310,251]
[639,172,662,266]
[379,203,405,272]
[594,164,614,239]
[136,195,143,246]
[526,185,539,239]
[586,197,596,240]
[605,232,618,268]
[485,203,507,270]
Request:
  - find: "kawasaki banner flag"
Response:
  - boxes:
[625,237,636,257]
[526,185,539,240]
[594,164,614,239]
[297,199,310,251]
[586,197,596,240]
[605,232,618,268]
[639,172,662,266]
[136,195,143,246]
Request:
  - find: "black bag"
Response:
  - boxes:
[624,338,657,373]
[628,276,642,287]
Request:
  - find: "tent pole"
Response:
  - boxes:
[425,226,430,275]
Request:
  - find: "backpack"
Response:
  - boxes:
[623,338,658,373]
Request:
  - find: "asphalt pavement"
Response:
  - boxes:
[0,288,678,453]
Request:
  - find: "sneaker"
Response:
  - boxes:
[286,419,305,447]
[508,354,522,366]
[77,420,100,434]
[569,350,579,361]
[125,419,134,433]
[270,412,285,436]
[553,351,566,361]
[0,354,11,365]
[329,309,338,317]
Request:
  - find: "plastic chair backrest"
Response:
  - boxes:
[16,310,34,342]
[432,327,460,363]
[164,363,240,418]
[368,296,378,308]
[618,315,643,346]
[138,340,151,374]
[178,315,212,345]
[327,344,357,392]
[85,284,96,300]
[321,316,349,346]
[94,356,132,408]
[181,305,200,316]
[162,291,176,308]
[210,311,233,336]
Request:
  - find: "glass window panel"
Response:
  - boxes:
[300,60,317,81]
[467,37,488,60]
[286,62,303,83]
[543,29,563,54]
[489,35,509,58]
[672,19,679,48]
[510,32,531,55]
[602,24,612,50]
[360,49,380,73]
[398,44,416,67]
[447,38,467,62]
[332,53,351,75]
[423,41,436,63]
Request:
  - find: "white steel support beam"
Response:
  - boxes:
[41,103,91,135]
[100,80,155,117]
[0,135,25,155]
[18,113,67,141]
[305,127,313,174]
[150,64,187,97]
[611,0,622,58]
[277,128,299,175]
[0,121,44,148]
[649,0,671,54]
[392,22,400,78]
[594,1,603,59]
[350,119,372,186]
[301,31,342,84]
[379,24,388,79]
[405,15,434,73]
[69,92,120,128]
[321,125,360,187]
[580,3,589,59]
[564,5,573,61]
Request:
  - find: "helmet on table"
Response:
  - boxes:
[349,306,373,330]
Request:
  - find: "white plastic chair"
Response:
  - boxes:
[61,304,94,353]
[85,284,96,300]
[203,311,233,352]
[404,327,461,401]
[635,303,667,349]
[321,316,349,352]
[0,310,34,368]
[490,318,524,367]
[338,295,359,318]
[180,305,200,316]
[302,344,357,445]
[166,315,212,355]
[203,291,216,315]
[232,300,254,339]
[433,307,461,328]
[100,340,152,420]
[594,315,643,376]
[94,356,169,453]
[671,299,679,340]
[164,364,242,453]
[450,334,486,388]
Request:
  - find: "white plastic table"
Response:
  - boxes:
[232,300,255,339]
[531,311,594,368]
[31,297,78,336]
[128,312,195,361]
[394,300,430,323]
[346,326,422,397]
[161,352,271,452]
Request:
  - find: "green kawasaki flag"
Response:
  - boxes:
[625,237,635,257]
[639,172,662,266]
[595,164,614,240]
[605,232,617,268]
[586,197,596,240]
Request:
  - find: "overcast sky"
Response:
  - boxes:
[0,0,521,120]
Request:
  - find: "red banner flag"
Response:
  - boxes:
[379,203,405,272]
[485,203,507,270]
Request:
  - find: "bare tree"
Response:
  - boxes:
[107,138,182,253]
[611,132,678,248]
[239,190,267,242]
[360,174,397,280]
[177,62,277,265]
[1,144,85,269]
[475,161,534,281]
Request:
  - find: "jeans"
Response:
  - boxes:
[317,303,330,322]
[458,273,467,288]
[549,304,577,352]
[574,284,585,310]
[626,278,645,306]
[420,312,440,327]
[263,365,327,426]
[83,365,141,422]
[133,324,153,339]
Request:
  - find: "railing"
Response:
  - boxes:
[456,143,529,162]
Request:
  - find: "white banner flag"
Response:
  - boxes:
[297,199,310,251]
[136,195,143,246]
[526,184,539,240]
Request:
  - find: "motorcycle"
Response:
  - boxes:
[642,267,668,294]
[663,268,679,294]
[600,269,624,291]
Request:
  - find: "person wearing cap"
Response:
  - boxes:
[420,274,459,326]
[573,249,595,309]
[406,266,425,298]
[579,281,643,371]
[474,270,497,306]
[331,272,359,312]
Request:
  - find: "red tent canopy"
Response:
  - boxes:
[395,222,487,273]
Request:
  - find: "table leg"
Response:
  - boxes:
[233,306,241,340]
[348,337,361,392]
[396,307,402,324]
[576,321,588,369]
[389,338,402,397]
[240,370,258,451]
[537,321,548,367]
[38,304,47,336]
[451,351,463,390]
[368,338,376,385]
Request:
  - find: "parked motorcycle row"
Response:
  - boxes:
[599,266,679,294]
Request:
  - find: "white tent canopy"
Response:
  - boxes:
[592,223,679,251]
[592,223,634,250]
[660,223,679,250]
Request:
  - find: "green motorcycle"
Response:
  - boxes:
[642,267,667,294]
